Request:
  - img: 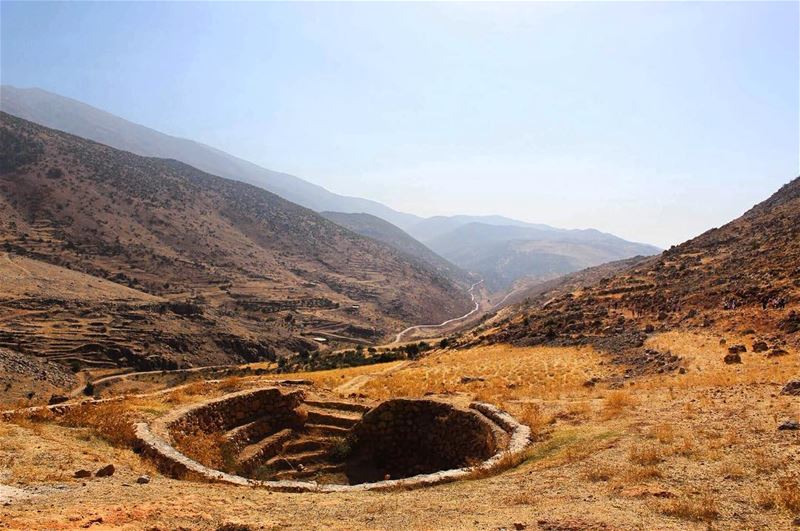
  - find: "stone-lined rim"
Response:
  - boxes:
[133,390,532,492]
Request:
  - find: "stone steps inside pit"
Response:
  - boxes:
[225,416,277,448]
[237,428,294,473]
[273,462,346,481]
[304,407,361,429]
[281,437,335,454]
[303,423,350,437]
[303,399,372,414]
[263,448,331,471]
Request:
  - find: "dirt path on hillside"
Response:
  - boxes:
[391,280,484,344]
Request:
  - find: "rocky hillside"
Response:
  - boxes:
[0,112,472,370]
[1,85,421,228]
[321,211,472,286]
[471,176,800,355]
[423,221,660,291]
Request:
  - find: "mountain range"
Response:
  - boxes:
[1,85,660,291]
[0,111,473,370]
[472,175,800,356]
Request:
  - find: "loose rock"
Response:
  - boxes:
[778,420,799,431]
[723,353,742,364]
[781,380,800,396]
[95,464,115,477]
[74,470,91,479]
[136,475,150,484]
[752,341,768,353]
[48,394,68,405]
[767,348,789,358]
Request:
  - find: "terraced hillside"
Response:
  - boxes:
[0,112,473,373]
[470,176,800,355]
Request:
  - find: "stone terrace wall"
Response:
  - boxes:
[165,387,305,437]
[133,397,532,492]
[349,398,497,481]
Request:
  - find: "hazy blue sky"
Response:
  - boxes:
[2,1,797,247]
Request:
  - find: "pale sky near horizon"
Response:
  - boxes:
[2,1,798,248]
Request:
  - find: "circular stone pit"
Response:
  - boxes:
[133,386,532,492]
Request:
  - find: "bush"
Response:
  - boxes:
[46,167,64,179]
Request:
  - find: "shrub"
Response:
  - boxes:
[46,167,64,179]
[60,401,137,447]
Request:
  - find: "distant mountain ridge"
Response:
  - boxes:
[473,176,800,352]
[0,111,473,370]
[1,85,661,291]
[416,220,660,291]
[0,85,421,229]
[320,211,473,285]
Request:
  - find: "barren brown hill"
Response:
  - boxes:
[0,112,472,373]
[469,177,800,361]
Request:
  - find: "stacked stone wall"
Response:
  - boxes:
[349,398,497,480]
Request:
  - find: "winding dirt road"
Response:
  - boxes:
[392,280,484,343]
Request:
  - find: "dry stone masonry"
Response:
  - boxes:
[133,386,533,492]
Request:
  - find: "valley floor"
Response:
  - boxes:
[1,331,798,530]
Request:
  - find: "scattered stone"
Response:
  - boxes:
[460,375,486,384]
[74,469,92,479]
[216,524,253,531]
[513,523,527,530]
[678,367,686,374]
[583,377,600,387]
[728,344,747,354]
[778,420,799,431]
[752,341,769,353]
[723,353,742,364]
[719,338,727,345]
[781,380,800,396]
[95,464,115,477]
[81,517,103,528]
[48,394,68,405]
[644,324,654,333]
[768,348,789,358]
[136,475,150,484]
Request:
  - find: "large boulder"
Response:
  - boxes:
[781,380,800,396]
[724,352,742,364]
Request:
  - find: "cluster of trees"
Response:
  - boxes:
[277,337,455,373]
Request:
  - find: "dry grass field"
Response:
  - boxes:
[1,330,797,530]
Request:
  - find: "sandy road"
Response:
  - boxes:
[392,280,484,343]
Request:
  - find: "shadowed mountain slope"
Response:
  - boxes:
[0,85,421,229]
[0,112,472,370]
[321,211,472,285]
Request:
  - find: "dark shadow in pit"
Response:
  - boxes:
[345,398,497,484]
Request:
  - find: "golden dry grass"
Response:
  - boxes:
[1,330,798,530]
[642,330,800,390]
[360,344,608,403]
[58,400,138,447]
[659,494,720,522]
